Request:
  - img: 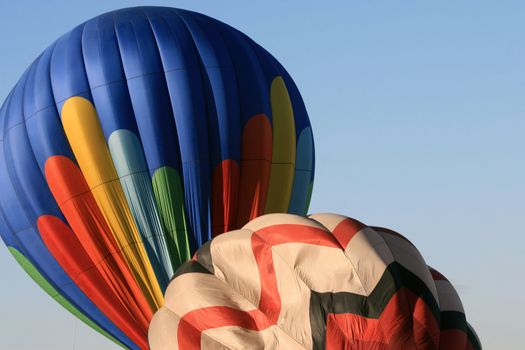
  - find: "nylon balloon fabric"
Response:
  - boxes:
[149,213,481,350]
[0,7,314,349]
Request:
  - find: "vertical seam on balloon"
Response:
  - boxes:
[139,8,196,271]
[147,9,199,260]
[92,12,173,289]
[279,71,313,215]
[71,13,164,308]
[247,41,295,214]
[139,7,188,262]
[188,11,242,236]
[172,9,214,247]
[208,15,260,232]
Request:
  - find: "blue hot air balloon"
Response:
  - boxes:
[0,7,314,349]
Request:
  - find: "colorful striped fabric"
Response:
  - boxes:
[0,7,314,349]
[149,213,480,350]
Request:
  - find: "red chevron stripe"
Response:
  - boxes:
[332,218,366,248]
[251,233,281,322]
[255,224,341,248]
[178,307,272,350]
[177,230,282,349]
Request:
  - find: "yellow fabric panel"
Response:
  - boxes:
[264,77,296,213]
[61,96,164,309]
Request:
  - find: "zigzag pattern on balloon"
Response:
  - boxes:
[149,213,481,350]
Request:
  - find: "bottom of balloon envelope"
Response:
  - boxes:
[148,213,482,350]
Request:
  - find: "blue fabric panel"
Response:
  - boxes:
[24,47,74,171]
[82,14,140,138]
[144,8,211,249]
[209,16,271,125]
[113,9,182,175]
[50,24,93,112]
[176,10,241,166]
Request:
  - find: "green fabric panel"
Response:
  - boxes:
[8,247,125,349]
[304,182,314,214]
[152,166,191,272]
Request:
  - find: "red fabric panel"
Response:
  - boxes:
[326,313,388,350]
[178,307,272,350]
[43,155,155,347]
[38,215,148,349]
[440,330,467,350]
[236,115,272,227]
[332,218,367,248]
[211,159,239,237]
[255,224,341,248]
[429,267,448,281]
[326,289,439,350]
[378,288,439,350]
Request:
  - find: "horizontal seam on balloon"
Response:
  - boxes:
[3,61,266,141]
[53,65,225,105]
[53,172,154,207]
[30,238,155,315]
[12,232,154,305]
[239,158,311,171]
[13,223,148,262]
[0,66,231,140]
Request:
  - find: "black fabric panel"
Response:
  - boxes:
[196,240,215,275]
[309,262,440,349]
[440,311,467,332]
[170,260,213,281]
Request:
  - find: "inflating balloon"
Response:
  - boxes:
[150,213,481,350]
[0,7,314,349]
[430,267,482,350]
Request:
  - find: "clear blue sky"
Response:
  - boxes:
[1,1,523,349]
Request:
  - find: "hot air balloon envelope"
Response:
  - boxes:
[0,7,314,349]
[149,213,481,350]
